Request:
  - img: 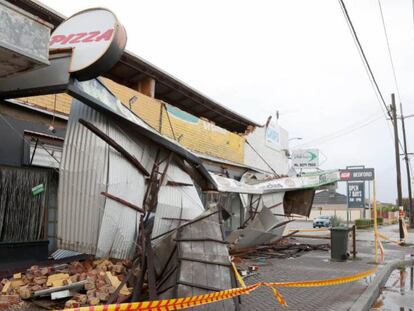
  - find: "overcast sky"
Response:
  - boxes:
[40,0,414,203]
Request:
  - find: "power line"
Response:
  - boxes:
[295,114,383,148]
[377,0,402,102]
[338,0,406,155]
[338,0,391,119]
[376,1,410,157]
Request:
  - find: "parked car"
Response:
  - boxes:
[313,215,332,228]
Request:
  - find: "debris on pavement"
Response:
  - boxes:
[0,258,132,309]
[230,238,330,260]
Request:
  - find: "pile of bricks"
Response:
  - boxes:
[0,258,132,308]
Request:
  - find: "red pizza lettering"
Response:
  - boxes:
[60,34,76,44]
[49,29,114,46]
[49,35,66,46]
[69,33,87,44]
[95,29,114,42]
[82,31,100,43]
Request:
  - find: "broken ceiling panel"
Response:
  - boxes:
[283,188,316,217]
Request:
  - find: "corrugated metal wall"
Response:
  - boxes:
[96,122,156,259]
[58,100,109,254]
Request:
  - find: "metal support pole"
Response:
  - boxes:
[373,179,378,264]
[346,181,350,227]
[368,181,371,220]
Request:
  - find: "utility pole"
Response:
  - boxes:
[390,94,404,240]
[400,103,414,228]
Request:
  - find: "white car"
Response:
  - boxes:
[313,215,332,228]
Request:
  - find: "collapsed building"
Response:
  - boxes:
[0,1,339,308]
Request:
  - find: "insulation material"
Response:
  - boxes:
[58,100,109,254]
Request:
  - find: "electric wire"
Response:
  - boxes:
[294,113,383,148]
[377,0,412,169]
[338,0,407,156]
[338,0,391,119]
[377,0,402,102]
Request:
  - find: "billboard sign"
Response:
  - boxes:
[347,182,365,208]
[291,149,319,168]
[340,168,375,181]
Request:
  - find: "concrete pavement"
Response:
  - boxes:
[237,221,414,310]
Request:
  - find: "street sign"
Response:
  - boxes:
[347,182,365,208]
[291,149,319,168]
[340,168,375,181]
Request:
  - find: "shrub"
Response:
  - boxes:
[355,219,372,229]
[331,215,342,227]
[354,218,383,229]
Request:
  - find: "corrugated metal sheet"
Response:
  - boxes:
[58,99,161,259]
[29,142,62,169]
[151,165,204,243]
[262,192,285,215]
[95,123,153,259]
[50,249,81,260]
[227,207,287,250]
[58,100,109,254]
[165,163,193,185]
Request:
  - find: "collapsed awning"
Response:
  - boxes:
[211,170,340,194]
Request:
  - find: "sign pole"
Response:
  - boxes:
[373,179,378,264]
[346,181,350,227]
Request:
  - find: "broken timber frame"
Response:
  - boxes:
[143,149,173,214]
[101,192,144,214]
[78,119,150,176]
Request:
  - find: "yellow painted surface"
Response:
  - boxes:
[17,78,245,163]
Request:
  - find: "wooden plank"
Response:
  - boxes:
[101,192,144,213]
[79,119,150,176]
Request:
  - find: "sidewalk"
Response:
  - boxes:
[238,233,414,310]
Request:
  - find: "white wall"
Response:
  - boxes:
[244,123,289,175]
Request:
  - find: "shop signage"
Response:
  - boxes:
[265,121,280,150]
[49,8,127,80]
[291,149,319,168]
[347,182,365,208]
[340,168,375,181]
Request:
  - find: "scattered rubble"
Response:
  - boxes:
[0,258,132,309]
[230,238,330,260]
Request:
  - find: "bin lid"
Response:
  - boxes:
[330,227,351,231]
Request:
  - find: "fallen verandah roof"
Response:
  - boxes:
[210,170,340,194]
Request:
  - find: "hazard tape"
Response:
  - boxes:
[377,232,403,245]
[60,267,377,311]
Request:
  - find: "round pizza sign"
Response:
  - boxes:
[49,8,127,80]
